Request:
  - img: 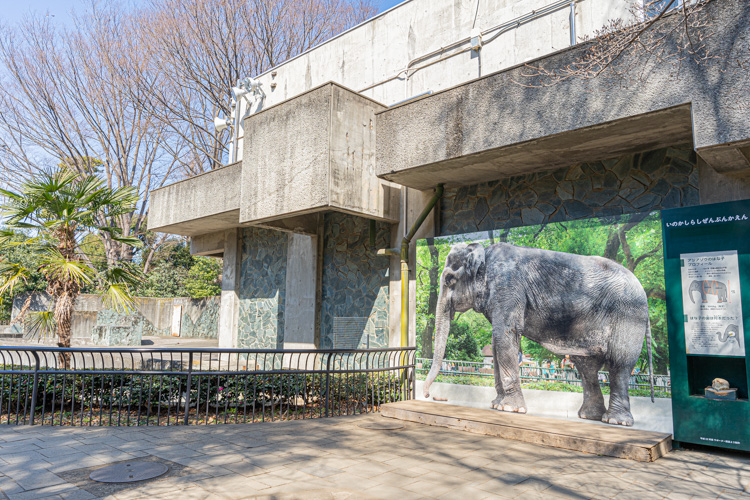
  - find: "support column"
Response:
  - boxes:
[218,228,241,348]
[283,233,318,350]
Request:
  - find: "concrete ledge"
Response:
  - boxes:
[148,162,242,236]
[381,400,672,462]
[416,381,674,434]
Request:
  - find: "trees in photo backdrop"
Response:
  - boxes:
[416,211,668,374]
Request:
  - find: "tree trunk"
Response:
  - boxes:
[420,244,440,359]
[54,291,76,368]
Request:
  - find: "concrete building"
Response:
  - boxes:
[149,0,750,351]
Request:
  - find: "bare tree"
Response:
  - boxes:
[518,0,719,86]
[0,4,184,268]
[136,0,376,175]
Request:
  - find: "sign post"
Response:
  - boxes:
[663,200,750,451]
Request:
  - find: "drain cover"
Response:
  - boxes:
[358,420,404,430]
[90,462,169,483]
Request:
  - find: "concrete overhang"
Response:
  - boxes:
[379,106,694,190]
[147,162,243,237]
[239,82,400,228]
[375,0,750,190]
[148,82,401,239]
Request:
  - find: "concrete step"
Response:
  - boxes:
[381,400,672,462]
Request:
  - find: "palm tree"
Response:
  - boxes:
[0,170,142,364]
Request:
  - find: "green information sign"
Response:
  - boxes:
[663,200,750,451]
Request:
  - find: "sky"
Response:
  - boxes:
[2,0,404,26]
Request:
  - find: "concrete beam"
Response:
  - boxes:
[190,231,226,257]
[240,83,401,226]
[698,140,750,176]
[380,106,694,190]
[148,163,243,236]
[376,0,750,189]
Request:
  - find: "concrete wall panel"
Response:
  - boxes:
[241,83,399,225]
[241,87,331,224]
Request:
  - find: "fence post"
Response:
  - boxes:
[411,351,416,400]
[324,353,332,418]
[184,352,193,426]
[29,352,40,425]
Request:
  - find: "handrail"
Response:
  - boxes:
[0,346,415,353]
[0,346,417,427]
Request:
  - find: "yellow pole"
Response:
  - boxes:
[399,184,444,348]
[401,260,409,348]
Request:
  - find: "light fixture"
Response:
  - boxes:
[213,115,232,132]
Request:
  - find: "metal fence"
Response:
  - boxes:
[0,347,416,426]
[416,358,671,397]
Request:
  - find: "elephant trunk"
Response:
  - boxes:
[423,293,452,399]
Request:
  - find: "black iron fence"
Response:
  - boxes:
[0,347,416,426]
[416,358,671,397]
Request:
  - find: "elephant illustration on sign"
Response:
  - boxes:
[423,242,654,427]
[688,280,728,304]
[717,324,739,343]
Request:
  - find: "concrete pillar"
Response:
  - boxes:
[218,228,241,348]
[698,157,750,204]
[283,233,318,350]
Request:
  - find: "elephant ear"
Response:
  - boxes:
[465,243,486,278]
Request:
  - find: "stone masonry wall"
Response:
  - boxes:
[440,144,698,235]
[321,212,390,349]
[237,227,288,349]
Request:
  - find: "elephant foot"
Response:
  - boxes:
[491,394,527,414]
[577,402,606,421]
[601,410,634,426]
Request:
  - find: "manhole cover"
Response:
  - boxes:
[358,420,404,430]
[90,462,169,483]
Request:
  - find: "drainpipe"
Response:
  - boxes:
[375,184,444,347]
[569,0,576,46]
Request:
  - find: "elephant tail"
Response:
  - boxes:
[646,319,655,403]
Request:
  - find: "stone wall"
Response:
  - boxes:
[440,144,698,235]
[10,293,220,343]
[179,298,221,338]
[237,227,288,349]
[321,212,390,349]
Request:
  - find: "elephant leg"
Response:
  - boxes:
[490,316,526,413]
[491,346,505,408]
[602,365,634,426]
[571,355,606,421]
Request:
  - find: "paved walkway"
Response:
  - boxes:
[0,413,748,500]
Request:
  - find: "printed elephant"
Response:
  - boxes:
[717,324,739,343]
[423,242,654,426]
[688,280,728,303]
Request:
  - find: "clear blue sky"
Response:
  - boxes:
[3,0,404,26]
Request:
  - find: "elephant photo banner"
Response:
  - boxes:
[680,250,745,356]
[416,210,668,378]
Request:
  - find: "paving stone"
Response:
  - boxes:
[6,483,94,500]
[323,471,382,491]
[0,412,741,500]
